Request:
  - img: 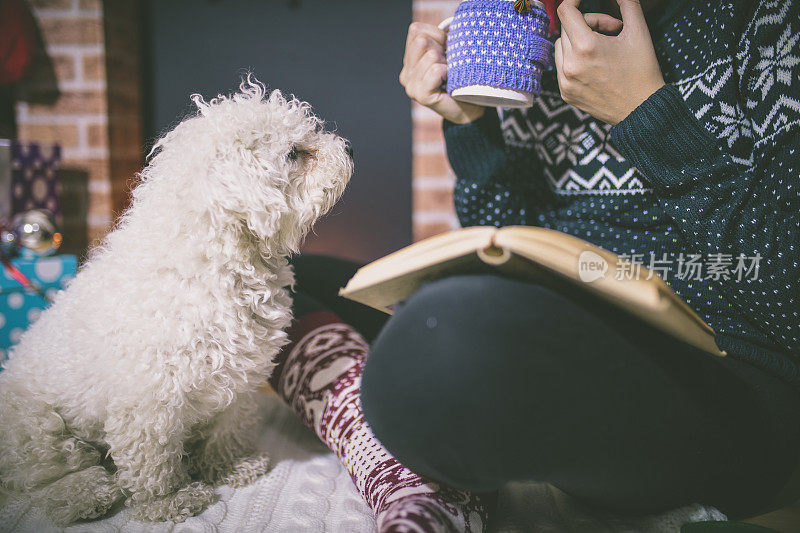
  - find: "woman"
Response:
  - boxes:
[292,0,800,520]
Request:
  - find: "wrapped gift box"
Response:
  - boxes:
[0,254,76,363]
[0,139,61,222]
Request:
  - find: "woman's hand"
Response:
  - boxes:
[554,0,665,125]
[399,22,485,125]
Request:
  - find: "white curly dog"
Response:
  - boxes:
[0,77,353,525]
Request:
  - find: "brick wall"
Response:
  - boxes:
[411,0,462,241]
[14,0,142,253]
[15,0,454,248]
[103,0,143,222]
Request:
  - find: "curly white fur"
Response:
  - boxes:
[0,76,353,525]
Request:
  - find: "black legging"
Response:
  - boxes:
[291,254,800,519]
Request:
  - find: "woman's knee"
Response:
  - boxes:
[360,275,577,489]
[362,274,608,394]
[362,275,530,406]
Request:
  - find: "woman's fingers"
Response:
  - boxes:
[555,0,665,124]
[559,22,573,58]
[583,12,623,34]
[400,20,484,124]
[419,61,449,104]
[554,37,563,71]
[401,21,447,87]
[404,35,445,69]
[557,0,593,47]
[615,0,648,30]
[403,49,446,101]
[401,28,446,86]
[554,37,568,89]
[404,22,446,60]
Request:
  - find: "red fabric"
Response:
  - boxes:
[542,0,562,35]
[0,0,38,86]
[271,313,489,532]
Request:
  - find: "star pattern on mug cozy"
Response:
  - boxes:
[445,1,551,96]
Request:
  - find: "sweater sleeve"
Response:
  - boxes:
[610,10,800,354]
[443,109,542,228]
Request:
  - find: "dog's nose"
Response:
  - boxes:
[344,141,354,160]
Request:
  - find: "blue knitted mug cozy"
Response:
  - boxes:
[446,0,552,97]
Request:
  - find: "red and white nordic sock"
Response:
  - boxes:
[270,311,489,532]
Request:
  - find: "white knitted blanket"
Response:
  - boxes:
[0,394,725,533]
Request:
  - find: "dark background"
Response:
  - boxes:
[144,0,413,262]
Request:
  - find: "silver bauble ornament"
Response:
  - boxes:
[10,210,62,258]
[0,228,16,256]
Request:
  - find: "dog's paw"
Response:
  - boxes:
[193,452,270,487]
[36,465,123,526]
[130,482,217,523]
[218,454,270,488]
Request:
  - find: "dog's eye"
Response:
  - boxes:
[288,146,313,162]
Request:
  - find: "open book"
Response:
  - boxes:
[339,226,724,356]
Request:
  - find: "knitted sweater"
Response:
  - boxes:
[443,0,800,387]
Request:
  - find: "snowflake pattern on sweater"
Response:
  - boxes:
[445,0,800,384]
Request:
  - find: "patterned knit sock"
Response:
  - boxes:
[269,311,489,532]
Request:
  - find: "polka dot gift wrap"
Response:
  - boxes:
[445,0,553,98]
[0,255,76,365]
[0,140,61,222]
